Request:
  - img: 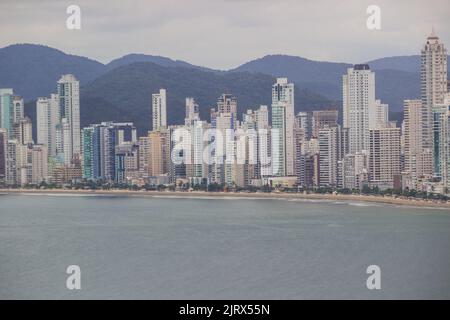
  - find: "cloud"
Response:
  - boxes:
[0,0,448,69]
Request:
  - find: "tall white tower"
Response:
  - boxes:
[152,89,167,131]
[36,94,60,157]
[343,64,376,154]
[57,74,80,161]
[421,28,448,151]
[271,78,295,176]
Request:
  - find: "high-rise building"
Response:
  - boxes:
[5,139,18,185]
[374,100,389,128]
[185,97,200,126]
[82,122,137,181]
[271,78,295,176]
[343,64,376,153]
[0,129,6,183]
[12,117,33,145]
[255,105,271,178]
[318,125,348,187]
[209,94,239,185]
[369,125,401,187]
[421,28,448,150]
[341,151,369,190]
[12,96,24,123]
[0,89,14,138]
[403,99,434,186]
[152,89,167,130]
[138,136,150,178]
[312,110,338,138]
[56,118,72,165]
[30,144,48,185]
[168,125,188,183]
[115,142,139,183]
[318,126,339,187]
[295,112,312,139]
[57,74,81,160]
[36,94,60,157]
[432,94,450,191]
[148,130,168,177]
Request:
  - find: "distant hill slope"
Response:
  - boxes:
[232,54,447,111]
[366,55,450,73]
[0,44,104,100]
[232,54,351,100]
[366,55,421,73]
[79,62,334,136]
[105,53,215,72]
[2,43,448,129]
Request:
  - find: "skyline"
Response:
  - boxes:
[0,0,448,69]
[0,18,449,197]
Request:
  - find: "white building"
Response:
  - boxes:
[374,99,389,128]
[343,64,376,154]
[432,94,450,192]
[403,99,434,187]
[271,78,295,176]
[369,125,401,187]
[12,96,24,123]
[36,94,60,157]
[185,97,199,126]
[57,74,80,160]
[421,28,448,150]
[152,89,167,130]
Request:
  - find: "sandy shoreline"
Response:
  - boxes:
[1,188,450,209]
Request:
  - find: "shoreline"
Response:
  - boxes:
[1,188,450,209]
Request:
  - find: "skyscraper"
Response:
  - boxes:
[57,74,80,160]
[374,100,389,128]
[421,28,448,150]
[152,89,167,130]
[12,117,33,145]
[312,110,338,138]
[36,94,60,157]
[318,125,340,187]
[82,122,137,180]
[271,78,295,176]
[0,89,14,138]
[432,94,450,190]
[369,125,401,188]
[148,130,168,176]
[0,129,6,183]
[210,94,238,185]
[12,96,24,123]
[343,64,376,154]
[403,99,433,186]
[185,97,200,126]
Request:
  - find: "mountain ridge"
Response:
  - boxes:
[1,43,449,133]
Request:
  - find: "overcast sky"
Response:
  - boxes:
[0,0,448,69]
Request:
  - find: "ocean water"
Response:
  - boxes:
[0,193,449,299]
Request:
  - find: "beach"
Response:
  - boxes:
[1,188,449,209]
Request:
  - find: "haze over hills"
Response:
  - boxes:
[2,43,449,135]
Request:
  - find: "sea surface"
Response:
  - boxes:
[0,193,449,299]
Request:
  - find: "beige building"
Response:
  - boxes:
[421,29,448,150]
[403,99,433,187]
[148,130,169,177]
[369,125,401,187]
[312,110,338,138]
